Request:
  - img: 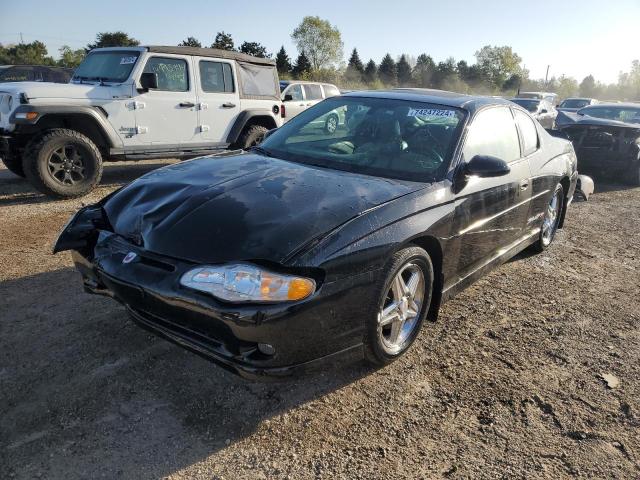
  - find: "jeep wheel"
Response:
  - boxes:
[237,125,268,150]
[2,156,25,177]
[23,129,103,199]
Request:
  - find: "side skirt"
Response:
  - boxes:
[441,227,540,302]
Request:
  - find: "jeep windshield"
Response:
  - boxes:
[73,51,140,83]
[259,96,466,182]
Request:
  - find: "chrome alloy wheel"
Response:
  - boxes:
[326,115,338,133]
[542,188,561,246]
[377,263,425,354]
[47,144,86,185]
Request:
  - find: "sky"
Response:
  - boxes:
[1,0,639,84]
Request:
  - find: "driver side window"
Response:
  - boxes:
[463,107,521,163]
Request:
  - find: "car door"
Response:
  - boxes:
[451,106,532,279]
[194,57,240,145]
[133,54,199,147]
[303,83,323,108]
[516,109,558,229]
[281,83,306,122]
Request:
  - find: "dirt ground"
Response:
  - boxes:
[1,161,639,480]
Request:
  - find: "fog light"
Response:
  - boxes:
[257,343,275,355]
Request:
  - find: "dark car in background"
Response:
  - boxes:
[510,98,558,129]
[54,89,577,378]
[0,65,73,83]
[557,97,598,113]
[556,103,640,185]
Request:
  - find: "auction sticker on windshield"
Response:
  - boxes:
[120,57,137,65]
[408,108,457,118]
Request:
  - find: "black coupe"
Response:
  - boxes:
[55,89,577,378]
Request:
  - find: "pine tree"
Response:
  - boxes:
[276,46,292,75]
[378,53,397,86]
[412,54,435,88]
[211,31,234,51]
[345,48,365,82]
[292,51,311,78]
[178,37,201,48]
[397,54,412,86]
[364,59,378,84]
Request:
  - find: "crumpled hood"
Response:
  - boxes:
[0,81,110,100]
[557,111,640,130]
[103,153,424,265]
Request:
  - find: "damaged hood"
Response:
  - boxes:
[103,153,424,265]
[556,111,640,130]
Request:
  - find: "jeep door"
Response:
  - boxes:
[133,54,199,147]
[193,57,240,144]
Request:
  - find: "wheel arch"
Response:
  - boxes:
[226,110,278,145]
[558,175,571,229]
[405,235,444,322]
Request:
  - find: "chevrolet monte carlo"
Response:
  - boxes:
[55,89,577,378]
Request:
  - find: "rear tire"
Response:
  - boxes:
[236,125,268,150]
[324,113,339,134]
[2,156,25,177]
[364,246,433,366]
[22,128,103,199]
[531,183,564,252]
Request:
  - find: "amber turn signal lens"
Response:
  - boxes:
[287,278,315,301]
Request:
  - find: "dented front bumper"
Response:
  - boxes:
[56,207,372,379]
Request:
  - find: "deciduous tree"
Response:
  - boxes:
[291,16,343,70]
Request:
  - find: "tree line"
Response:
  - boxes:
[1,18,638,101]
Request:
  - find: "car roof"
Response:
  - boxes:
[343,88,516,113]
[563,97,594,101]
[90,45,275,66]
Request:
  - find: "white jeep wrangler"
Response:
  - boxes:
[0,46,283,198]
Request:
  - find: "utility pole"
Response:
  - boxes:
[545,65,550,88]
[19,32,24,44]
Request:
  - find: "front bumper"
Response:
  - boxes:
[70,230,375,379]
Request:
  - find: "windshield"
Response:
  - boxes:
[560,99,590,108]
[260,96,466,182]
[73,51,140,83]
[580,106,640,124]
[511,99,540,113]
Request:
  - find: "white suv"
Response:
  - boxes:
[280,81,340,121]
[0,46,282,197]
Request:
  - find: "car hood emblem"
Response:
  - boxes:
[122,252,137,264]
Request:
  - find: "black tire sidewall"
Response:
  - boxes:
[365,246,434,365]
[23,129,102,198]
[239,125,268,150]
[534,183,564,252]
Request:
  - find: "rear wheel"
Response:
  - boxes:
[2,156,25,177]
[236,125,268,150]
[531,183,564,252]
[22,128,103,198]
[364,246,433,366]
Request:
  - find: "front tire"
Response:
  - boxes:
[324,113,339,134]
[364,246,434,366]
[2,156,25,177]
[531,183,564,252]
[22,129,103,199]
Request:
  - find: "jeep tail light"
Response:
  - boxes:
[281,104,286,118]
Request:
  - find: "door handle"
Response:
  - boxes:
[221,102,236,108]
[299,103,305,106]
[179,101,195,108]
[519,179,529,190]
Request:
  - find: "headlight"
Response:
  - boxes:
[180,264,316,303]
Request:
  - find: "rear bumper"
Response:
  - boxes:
[69,230,375,379]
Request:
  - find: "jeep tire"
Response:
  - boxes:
[236,125,268,150]
[2,156,25,178]
[23,129,103,199]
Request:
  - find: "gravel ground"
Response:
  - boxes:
[1,161,639,479]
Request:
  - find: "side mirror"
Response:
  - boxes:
[139,72,158,91]
[540,109,548,114]
[283,94,293,102]
[465,155,511,177]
